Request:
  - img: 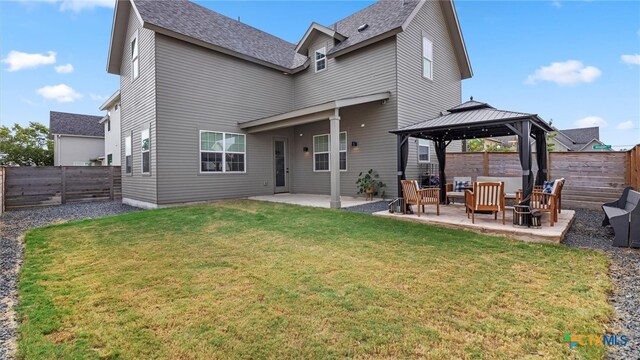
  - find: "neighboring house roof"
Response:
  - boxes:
[99,89,121,111]
[107,0,472,78]
[561,127,600,145]
[49,111,104,138]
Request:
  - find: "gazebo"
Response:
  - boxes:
[390,99,554,205]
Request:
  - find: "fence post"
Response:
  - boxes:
[61,166,67,204]
[109,166,114,201]
[0,167,4,215]
[483,151,489,176]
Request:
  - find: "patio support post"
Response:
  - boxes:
[330,111,341,209]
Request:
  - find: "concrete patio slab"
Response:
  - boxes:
[248,193,374,209]
[373,204,575,243]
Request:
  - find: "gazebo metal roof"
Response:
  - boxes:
[391,99,553,141]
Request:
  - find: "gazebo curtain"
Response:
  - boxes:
[435,140,448,204]
[534,128,548,186]
[397,135,409,197]
[516,122,533,205]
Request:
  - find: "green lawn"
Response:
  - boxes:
[19,200,611,359]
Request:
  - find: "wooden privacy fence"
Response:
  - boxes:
[628,145,640,191]
[2,166,121,209]
[446,150,633,210]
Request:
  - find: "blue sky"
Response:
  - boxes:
[1,0,638,149]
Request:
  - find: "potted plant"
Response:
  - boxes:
[356,169,387,200]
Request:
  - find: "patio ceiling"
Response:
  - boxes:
[239,92,390,133]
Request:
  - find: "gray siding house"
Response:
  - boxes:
[106,0,472,209]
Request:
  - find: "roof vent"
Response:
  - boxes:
[357,24,369,32]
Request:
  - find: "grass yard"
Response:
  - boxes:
[19,200,611,359]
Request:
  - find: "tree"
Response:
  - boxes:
[546,132,558,152]
[0,122,54,166]
[466,139,484,152]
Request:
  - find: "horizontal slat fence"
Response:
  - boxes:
[4,166,121,209]
[445,151,631,210]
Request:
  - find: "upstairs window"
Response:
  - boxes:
[422,37,433,80]
[418,139,430,163]
[131,33,139,80]
[141,128,150,174]
[313,132,347,171]
[315,47,326,73]
[125,134,132,174]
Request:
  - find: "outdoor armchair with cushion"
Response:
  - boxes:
[516,178,565,226]
[602,186,640,248]
[445,176,472,204]
[401,180,440,217]
[465,181,506,224]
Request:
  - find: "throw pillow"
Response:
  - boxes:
[454,180,469,192]
[543,180,555,194]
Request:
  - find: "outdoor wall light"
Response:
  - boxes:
[303,147,309,152]
[351,141,358,147]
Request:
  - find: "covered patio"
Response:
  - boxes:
[385,99,574,242]
[391,99,555,206]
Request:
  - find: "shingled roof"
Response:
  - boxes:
[108,0,471,77]
[134,0,307,70]
[49,111,104,138]
[327,1,420,56]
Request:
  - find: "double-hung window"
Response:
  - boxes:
[313,132,346,171]
[418,139,430,163]
[200,131,246,173]
[125,134,132,174]
[315,47,326,73]
[141,129,150,174]
[131,32,139,80]
[422,37,433,80]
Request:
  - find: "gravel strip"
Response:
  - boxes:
[343,200,390,214]
[562,208,640,360]
[0,201,138,360]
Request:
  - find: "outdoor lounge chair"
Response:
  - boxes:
[602,186,640,247]
[401,180,440,217]
[517,178,565,226]
[445,176,472,204]
[465,181,505,224]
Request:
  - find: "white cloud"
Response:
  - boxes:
[616,121,635,130]
[526,60,601,86]
[36,84,82,103]
[2,50,56,72]
[575,116,608,128]
[551,0,562,8]
[54,63,74,73]
[89,93,107,101]
[16,0,113,12]
[621,54,640,65]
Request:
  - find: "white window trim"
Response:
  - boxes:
[314,47,327,73]
[417,139,431,163]
[199,130,247,174]
[131,31,139,81]
[141,128,150,174]
[313,132,347,172]
[125,134,132,175]
[422,36,433,80]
